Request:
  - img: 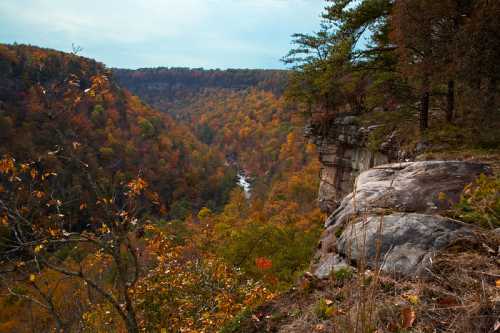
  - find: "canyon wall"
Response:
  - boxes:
[305,115,393,214]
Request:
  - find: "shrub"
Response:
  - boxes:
[451,174,500,229]
[314,298,335,320]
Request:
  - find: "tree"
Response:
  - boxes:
[0,155,151,333]
[283,0,395,118]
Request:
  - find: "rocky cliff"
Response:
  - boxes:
[312,161,492,278]
[305,114,394,214]
[231,116,498,333]
[306,114,494,278]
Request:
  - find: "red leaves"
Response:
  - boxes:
[255,257,273,271]
[127,177,148,196]
[401,307,416,329]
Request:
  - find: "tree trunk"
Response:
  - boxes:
[113,244,140,333]
[420,90,430,132]
[125,316,140,333]
[485,77,497,118]
[446,80,455,122]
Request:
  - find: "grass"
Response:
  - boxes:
[228,228,499,332]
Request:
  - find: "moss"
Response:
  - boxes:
[334,226,344,238]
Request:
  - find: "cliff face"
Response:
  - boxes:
[306,114,493,278]
[305,115,392,214]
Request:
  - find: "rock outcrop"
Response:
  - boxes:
[305,115,393,214]
[312,161,492,278]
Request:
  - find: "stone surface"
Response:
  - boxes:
[312,160,492,278]
[313,254,351,279]
[336,213,473,275]
[326,161,492,228]
[306,115,392,213]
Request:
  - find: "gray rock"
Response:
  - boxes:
[326,161,491,229]
[336,213,473,275]
[314,254,351,279]
[314,160,491,278]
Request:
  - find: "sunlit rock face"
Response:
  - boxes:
[311,161,492,278]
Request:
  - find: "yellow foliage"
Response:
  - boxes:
[0,157,14,175]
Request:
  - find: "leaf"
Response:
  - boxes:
[404,293,420,305]
[401,307,416,329]
[33,190,45,199]
[314,324,326,332]
[437,296,459,307]
[29,274,36,282]
[34,244,44,253]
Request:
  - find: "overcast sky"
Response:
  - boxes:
[0,0,325,69]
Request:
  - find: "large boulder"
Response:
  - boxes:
[313,161,492,278]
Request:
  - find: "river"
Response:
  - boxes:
[237,171,251,199]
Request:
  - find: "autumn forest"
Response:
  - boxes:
[0,0,499,332]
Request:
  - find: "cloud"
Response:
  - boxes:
[0,0,325,69]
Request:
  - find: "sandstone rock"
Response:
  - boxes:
[326,161,492,228]
[308,115,391,213]
[313,161,492,278]
[336,213,473,275]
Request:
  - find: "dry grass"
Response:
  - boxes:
[231,229,499,333]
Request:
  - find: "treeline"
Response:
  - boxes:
[114,67,288,112]
[285,0,499,148]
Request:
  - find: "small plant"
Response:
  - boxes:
[219,308,253,333]
[314,298,335,320]
[332,267,354,282]
[451,174,500,229]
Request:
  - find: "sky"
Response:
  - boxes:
[0,0,326,69]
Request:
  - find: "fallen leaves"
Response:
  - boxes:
[401,307,416,329]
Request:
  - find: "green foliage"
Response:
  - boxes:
[98,146,114,157]
[219,307,253,333]
[332,267,354,283]
[314,298,335,320]
[451,175,500,229]
[169,199,192,220]
[90,104,105,125]
[138,117,155,138]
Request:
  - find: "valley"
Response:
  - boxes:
[0,0,499,332]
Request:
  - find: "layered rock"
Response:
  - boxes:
[312,161,492,278]
[305,115,392,213]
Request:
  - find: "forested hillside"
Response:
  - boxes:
[114,68,287,114]
[0,44,236,217]
[115,64,326,292]
[0,44,265,332]
[0,45,324,332]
